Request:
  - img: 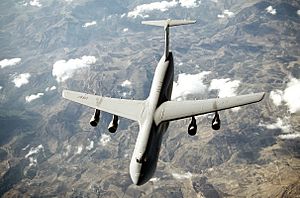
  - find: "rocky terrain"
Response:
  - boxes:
[0,0,300,197]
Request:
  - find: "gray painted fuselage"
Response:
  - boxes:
[129,52,174,185]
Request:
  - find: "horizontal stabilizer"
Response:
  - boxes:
[142,19,196,28]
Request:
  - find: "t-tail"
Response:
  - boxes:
[142,19,196,60]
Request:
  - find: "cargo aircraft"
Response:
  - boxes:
[62,19,265,185]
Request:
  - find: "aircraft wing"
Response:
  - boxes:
[62,90,146,122]
[154,93,265,125]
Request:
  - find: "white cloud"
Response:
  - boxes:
[29,0,42,7]
[128,0,178,18]
[25,144,44,158]
[22,144,30,151]
[278,133,300,140]
[217,14,225,18]
[12,73,31,88]
[282,78,300,114]
[121,80,132,87]
[0,58,21,68]
[270,90,283,106]
[45,86,57,92]
[25,92,44,103]
[297,10,300,16]
[269,78,300,115]
[259,117,290,133]
[172,71,211,100]
[82,21,97,28]
[25,145,44,168]
[52,55,97,82]
[100,134,111,146]
[209,78,240,98]
[86,139,94,151]
[266,6,276,15]
[172,172,192,180]
[0,86,2,90]
[179,0,200,8]
[223,10,235,17]
[76,145,83,154]
[123,28,129,32]
[149,177,160,182]
[218,9,234,18]
[28,157,38,167]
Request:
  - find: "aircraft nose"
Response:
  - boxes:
[130,172,140,185]
[129,159,142,185]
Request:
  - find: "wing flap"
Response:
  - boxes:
[154,93,265,124]
[62,90,146,122]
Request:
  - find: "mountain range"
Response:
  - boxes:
[0,0,299,197]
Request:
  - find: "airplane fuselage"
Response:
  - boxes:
[129,52,174,185]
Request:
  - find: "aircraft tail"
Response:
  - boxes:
[141,19,196,28]
[142,19,196,59]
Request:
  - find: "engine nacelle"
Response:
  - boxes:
[212,111,221,130]
[188,116,197,136]
[90,109,100,127]
[108,115,119,133]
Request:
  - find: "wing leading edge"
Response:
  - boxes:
[154,93,265,125]
[62,90,146,123]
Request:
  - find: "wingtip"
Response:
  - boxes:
[255,92,265,102]
[261,92,266,101]
[62,89,68,99]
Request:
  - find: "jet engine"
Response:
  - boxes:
[108,115,119,133]
[212,111,221,130]
[188,116,197,136]
[90,109,101,127]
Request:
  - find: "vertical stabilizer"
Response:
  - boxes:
[142,19,196,59]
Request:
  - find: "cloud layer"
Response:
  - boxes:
[172,172,192,180]
[266,6,276,15]
[179,0,200,8]
[100,134,111,146]
[121,80,132,87]
[82,21,97,28]
[278,133,300,140]
[209,78,240,97]
[25,93,44,103]
[45,86,57,92]
[12,73,31,88]
[171,71,211,100]
[270,78,300,114]
[127,0,201,18]
[0,58,21,68]
[218,9,235,18]
[128,0,178,18]
[52,56,97,82]
[259,117,290,133]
